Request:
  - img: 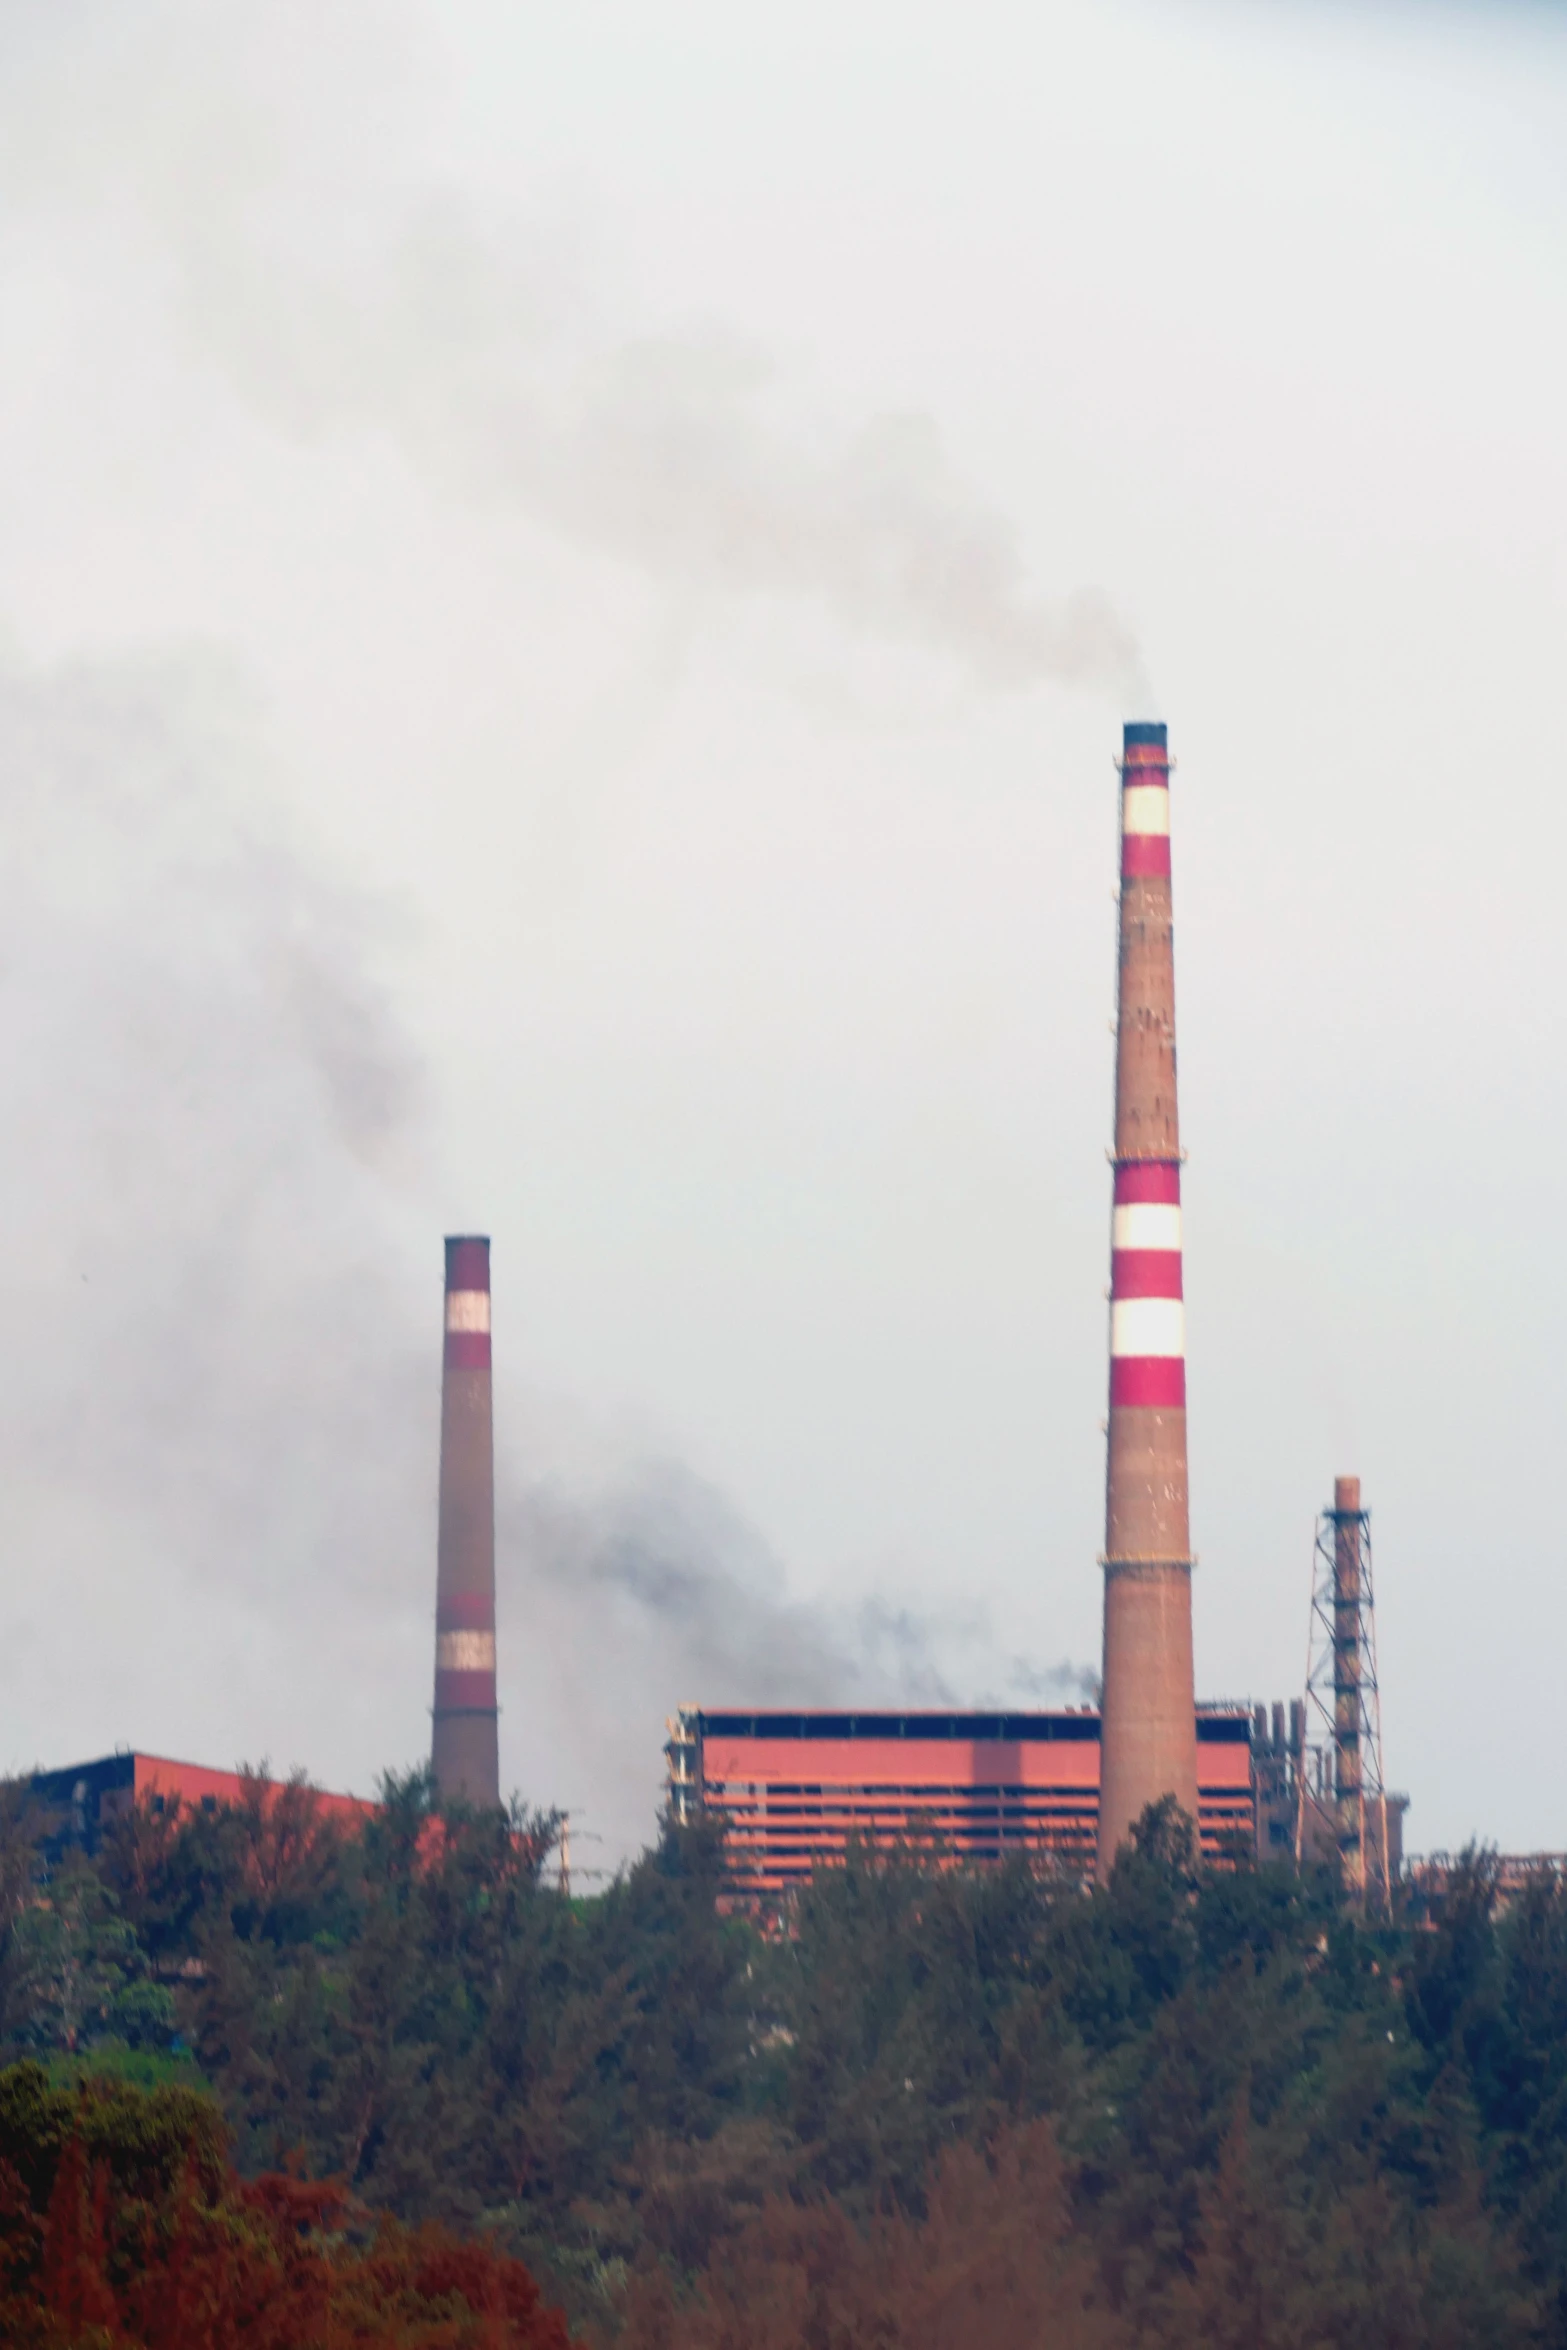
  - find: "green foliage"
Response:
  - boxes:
[35,2048,207,2103]
[6,1778,1567,2343]
[0,2057,229,2222]
[4,1851,171,2057]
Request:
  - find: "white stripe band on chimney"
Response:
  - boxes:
[445,1291,492,1334]
[1111,1203,1183,1252]
[1121,785,1171,836]
[1109,1298,1186,1358]
[437,1629,497,1672]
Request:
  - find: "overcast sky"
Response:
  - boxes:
[0,0,1563,1865]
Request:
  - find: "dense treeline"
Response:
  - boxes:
[4,1771,1567,2343]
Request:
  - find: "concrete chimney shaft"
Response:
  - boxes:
[1097,722,1200,1879]
[431,1235,500,1806]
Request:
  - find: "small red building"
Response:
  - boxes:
[665,1706,1255,1898]
[29,1752,376,1851]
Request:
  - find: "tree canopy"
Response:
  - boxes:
[3,1773,1565,2345]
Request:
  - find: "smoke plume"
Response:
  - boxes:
[0,9,1147,708]
[501,1448,1096,1864]
[0,10,1113,1867]
[0,640,1091,1867]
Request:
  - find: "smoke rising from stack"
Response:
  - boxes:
[0,19,1146,712]
[504,1446,1097,1859]
[0,638,1089,1863]
[507,1447,1099,1711]
[0,12,1149,1869]
[182,231,1145,702]
[0,15,1157,1843]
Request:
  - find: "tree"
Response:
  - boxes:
[4,1855,173,2055]
[0,2061,573,2349]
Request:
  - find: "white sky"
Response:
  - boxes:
[0,0,1563,1862]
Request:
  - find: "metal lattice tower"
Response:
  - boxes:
[1295,1475,1391,1910]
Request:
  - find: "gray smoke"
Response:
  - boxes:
[191,224,1146,700]
[500,1446,1097,1863]
[0,640,1091,1866]
[0,641,436,1781]
[510,1455,966,1713]
[1006,1654,1102,1706]
[0,12,1146,709]
[0,11,1115,1864]
[202,223,1145,700]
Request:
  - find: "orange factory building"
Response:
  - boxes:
[29,1751,376,1850]
[664,1705,1256,1899]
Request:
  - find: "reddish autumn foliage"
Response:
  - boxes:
[0,2062,572,2348]
[614,2120,1113,2350]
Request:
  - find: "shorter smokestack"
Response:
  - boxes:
[431,1235,500,1807]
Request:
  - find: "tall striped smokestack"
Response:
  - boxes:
[432,1235,500,1807]
[1097,721,1199,1879]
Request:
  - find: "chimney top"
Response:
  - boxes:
[444,1235,491,1292]
[1123,720,1167,750]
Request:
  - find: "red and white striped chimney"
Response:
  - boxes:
[431,1235,500,1806]
[1097,722,1199,1877]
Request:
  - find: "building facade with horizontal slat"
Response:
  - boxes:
[665,1707,1254,1899]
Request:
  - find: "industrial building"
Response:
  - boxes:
[664,1705,1256,1898]
[664,1676,1405,1902]
[27,1753,374,1856]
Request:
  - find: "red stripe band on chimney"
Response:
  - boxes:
[435,1670,497,1709]
[437,1591,494,1632]
[1110,1358,1187,1407]
[1111,1249,1183,1300]
[1113,1161,1181,1205]
[1122,834,1172,878]
[445,1329,492,1370]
